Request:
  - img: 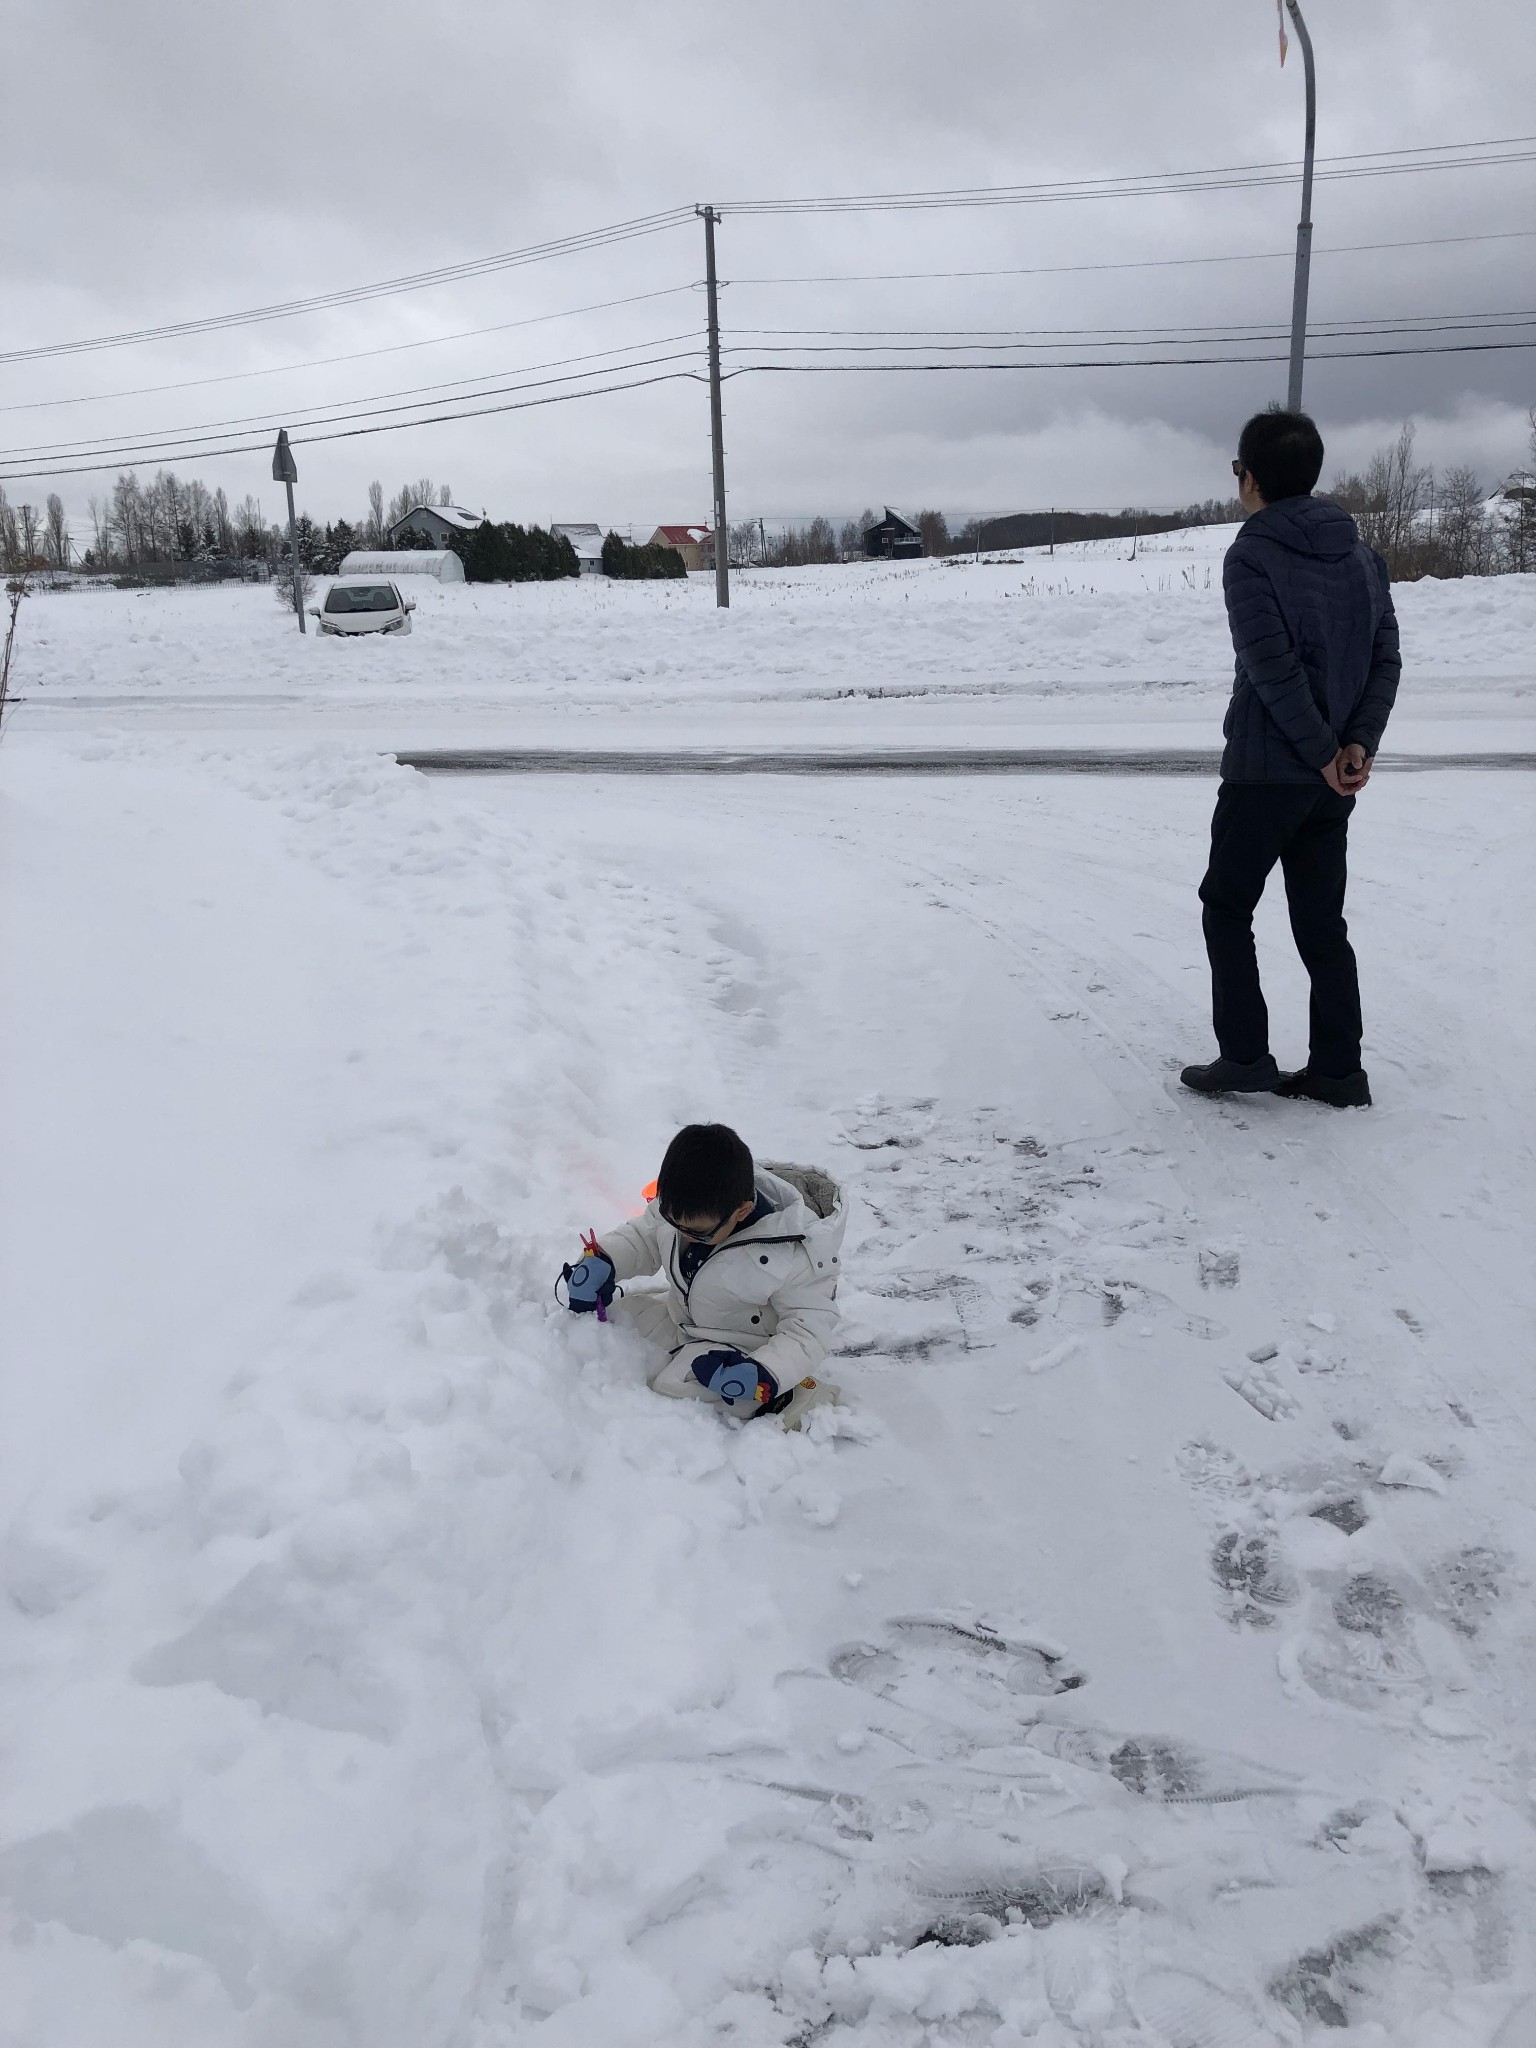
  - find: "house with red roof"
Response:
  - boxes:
[646,524,712,572]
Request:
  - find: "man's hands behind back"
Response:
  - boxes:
[1322,743,1373,797]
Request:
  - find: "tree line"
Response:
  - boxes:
[0,472,471,578]
[1325,413,1536,579]
[4,409,1530,583]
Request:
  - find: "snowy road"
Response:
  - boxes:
[3,727,1533,2045]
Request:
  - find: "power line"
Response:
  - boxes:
[7,135,1530,368]
[0,347,708,473]
[0,284,703,417]
[726,337,1536,377]
[732,310,1536,343]
[20,304,1513,465]
[0,330,706,463]
[719,136,1536,216]
[726,229,1536,287]
[0,369,704,484]
[0,210,697,367]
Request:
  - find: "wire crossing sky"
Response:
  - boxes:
[3,1,1533,521]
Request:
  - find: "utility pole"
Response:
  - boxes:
[698,205,730,608]
[1284,0,1317,413]
[271,428,305,632]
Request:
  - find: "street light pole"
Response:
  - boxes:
[698,205,730,609]
[1284,0,1317,413]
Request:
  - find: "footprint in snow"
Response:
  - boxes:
[1221,1358,1300,1421]
[1211,1528,1300,1627]
[829,1613,1086,1739]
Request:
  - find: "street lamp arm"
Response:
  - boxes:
[1284,0,1317,412]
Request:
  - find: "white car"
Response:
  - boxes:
[311,578,415,636]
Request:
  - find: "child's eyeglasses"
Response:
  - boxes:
[664,1213,724,1242]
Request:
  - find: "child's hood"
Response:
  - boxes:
[743,1160,847,1257]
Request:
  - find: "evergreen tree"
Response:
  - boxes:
[464,521,516,582]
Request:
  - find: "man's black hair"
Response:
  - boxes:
[656,1123,755,1222]
[1237,408,1325,503]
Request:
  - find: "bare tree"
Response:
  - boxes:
[18,504,41,566]
[1500,406,1536,574]
[235,494,267,561]
[916,509,950,557]
[366,480,385,546]
[87,494,110,564]
[0,488,19,571]
[1,569,31,742]
[438,483,453,505]
[213,486,233,557]
[44,494,69,569]
[387,479,439,529]
[728,517,760,567]
[1435,466,1489,578]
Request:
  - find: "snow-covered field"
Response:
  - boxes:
[2,546,1534,2046]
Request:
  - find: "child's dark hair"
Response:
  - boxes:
[656,1123,755,1221]
[1237,408,1325,503]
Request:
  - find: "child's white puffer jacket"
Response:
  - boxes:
[601,1162,846,1388]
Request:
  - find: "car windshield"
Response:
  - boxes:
[324,584,399,614]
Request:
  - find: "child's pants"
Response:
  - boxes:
[612,1289,714,1402]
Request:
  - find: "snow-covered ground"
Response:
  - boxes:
[2,548,1535,2046]
[11,530,1536,756]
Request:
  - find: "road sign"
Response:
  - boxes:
[271,428,298,485]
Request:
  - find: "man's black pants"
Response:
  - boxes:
[1199,782,1362,1078]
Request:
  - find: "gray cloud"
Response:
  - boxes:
[3,0,1532,529]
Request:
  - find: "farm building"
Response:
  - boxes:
[862,508,923,560]
[551,523,606,574]
[646,524,712,572]
[389,503,485,549]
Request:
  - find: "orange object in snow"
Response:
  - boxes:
[641,1179,658,1202]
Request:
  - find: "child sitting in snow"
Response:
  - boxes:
[558,1123,845,1427]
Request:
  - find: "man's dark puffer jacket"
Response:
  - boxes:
[1221,496,1401,784]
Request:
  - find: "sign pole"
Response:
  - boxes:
[271,428,305,632]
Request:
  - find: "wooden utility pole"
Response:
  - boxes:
[698,206,729,608]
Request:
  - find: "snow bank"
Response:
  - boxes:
[1,558,1534,2043]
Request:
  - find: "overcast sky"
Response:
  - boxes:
[2,0,1533,535]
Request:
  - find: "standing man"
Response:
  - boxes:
[1181,409,1400,1109]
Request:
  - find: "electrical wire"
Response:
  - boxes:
[0,369,704,484]
[0,330,706,463]
[0,347,708,473]
[0,284,703,417]
[7,134,1531,367]
[730,310,1536,343]
[723,228,1536,287]
[720,136,1536,215]
[0,210,697,367]
[725,337,1536,377]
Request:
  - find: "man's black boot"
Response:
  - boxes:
[1179,1054,1281,1096]
[1274,1068,1372,1108]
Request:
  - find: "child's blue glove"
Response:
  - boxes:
[561,1237,616,1317]
[689,1347,780,1412]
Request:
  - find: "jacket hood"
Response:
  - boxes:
[739,1162,848,1255]
[1241,495,1360,561]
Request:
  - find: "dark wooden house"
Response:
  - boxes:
[862,507,923,560]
